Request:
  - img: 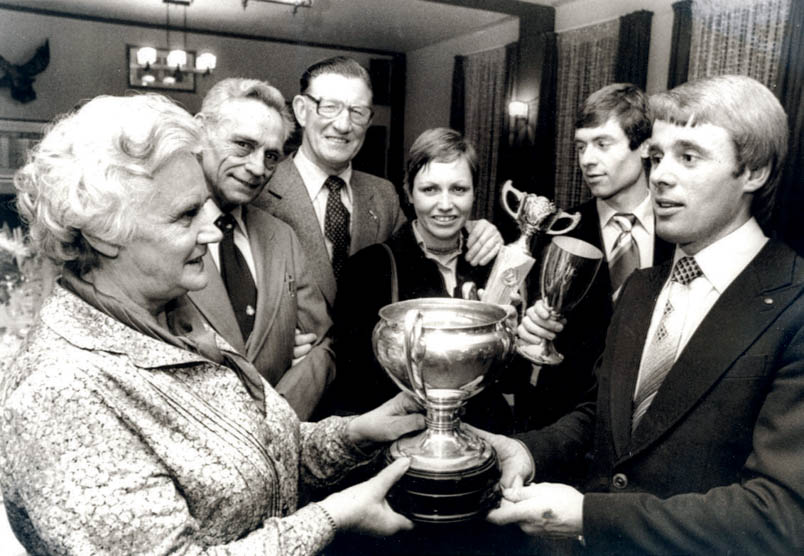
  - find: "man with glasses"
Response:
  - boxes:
[255,56,502,311]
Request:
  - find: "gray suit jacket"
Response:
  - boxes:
[188,205,335,420]
[254,158,406,308]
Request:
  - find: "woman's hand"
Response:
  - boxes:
[464,219,503,266]
[291,328,317,366]
[318,457,414,536]
[346,393,425,449]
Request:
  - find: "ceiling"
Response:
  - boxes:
[2,0,570,53]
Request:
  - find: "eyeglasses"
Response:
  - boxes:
[303,94,374,126]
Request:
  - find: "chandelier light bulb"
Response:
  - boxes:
[166,49,188,69]
[136,47,158,67]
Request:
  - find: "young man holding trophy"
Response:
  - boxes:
[488,75,804,554]
[515,83,674,436]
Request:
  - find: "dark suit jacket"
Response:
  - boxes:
[187,205,334,420]
[516,199,674,435]
[321,222,513,434]
[253,158,406,309]
[520,239,804,554]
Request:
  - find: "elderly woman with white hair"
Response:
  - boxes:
[0,93,423,555]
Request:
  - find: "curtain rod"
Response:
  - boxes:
[557,13,621,34]
[461,41,516,57]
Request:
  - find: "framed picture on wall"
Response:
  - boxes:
[0,119,46,195]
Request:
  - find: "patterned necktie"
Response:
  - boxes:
[324,175,351,281]
[216,213,257,340]
[608,213,640,297]
[632,256,703,432]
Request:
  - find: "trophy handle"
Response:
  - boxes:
[403,309,428,403]
[544,210,581,235]
[500,180,524,220]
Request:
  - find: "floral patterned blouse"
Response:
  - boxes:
[0,285,372,555]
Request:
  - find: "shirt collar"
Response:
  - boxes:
[676,217,767,294]
[293,148,353,202]
[597,192,653,232]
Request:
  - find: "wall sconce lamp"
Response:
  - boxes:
[128,0,216,92]
[508,100,529,120]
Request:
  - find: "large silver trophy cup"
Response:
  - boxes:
[372,298,515,523]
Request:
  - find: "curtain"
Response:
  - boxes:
[668,0,693,88]
[461,45,512,222]
[615,10,654,89]
[772,0,803,254]
[554,19,619,209]
[450,56,465,134]
[689,0,791,86]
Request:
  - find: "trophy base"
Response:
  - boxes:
[384,448,501,524]
[517,340,564,366]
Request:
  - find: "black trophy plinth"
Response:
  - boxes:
[384,448,501,524]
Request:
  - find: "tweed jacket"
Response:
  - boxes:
[0,285,372,555]
[254,158,406,309]
[520,239,804,554]
[188,204,334,420]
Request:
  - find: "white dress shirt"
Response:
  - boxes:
[210,205,257,282]
[634,218,768,395]
[412,220,463,296]
[293,149,353,261]
[597,193,655,269]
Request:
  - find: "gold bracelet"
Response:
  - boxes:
[317,504,338,533]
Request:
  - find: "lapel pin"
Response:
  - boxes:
[763,297,773,305]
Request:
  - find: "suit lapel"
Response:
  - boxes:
[188,251,246,353]
[350,173,381,254]
[263,160,337,307]
[243,208,282,360]
[628,241,800,452]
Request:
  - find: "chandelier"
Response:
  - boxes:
[129,0,216,91]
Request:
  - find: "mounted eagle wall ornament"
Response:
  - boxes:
[0,40,50,103]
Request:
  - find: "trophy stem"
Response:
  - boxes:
[424,390,463,433]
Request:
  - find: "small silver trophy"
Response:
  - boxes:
[519,235,604,365]
[372,298,515,523]
[483,181,581,306]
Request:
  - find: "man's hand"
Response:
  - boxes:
[466,425,534,489]
[487,482,583,538]
[347,393,425,449]
[517,299,565,346]
[319,457,415,536]
[291,328,317,366]
[465,219,503,266]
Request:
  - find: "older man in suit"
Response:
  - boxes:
[254,56,501,310]
[189,78,335,420]
[516,84,673,435]
[486,75,804,554]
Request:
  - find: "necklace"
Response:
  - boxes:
[425,242,460,255]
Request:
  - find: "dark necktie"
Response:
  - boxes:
[632,256,703,432]
[216,213,257,340]
[608,213,640,297]
[324,175,351,281]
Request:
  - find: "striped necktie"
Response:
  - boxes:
[608,213,640,297]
